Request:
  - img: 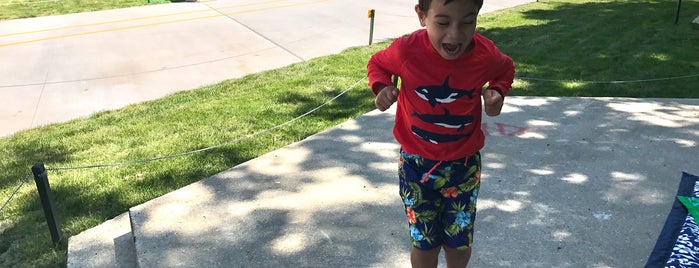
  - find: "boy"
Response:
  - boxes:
[366,0,515,267]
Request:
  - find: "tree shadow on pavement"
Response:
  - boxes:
[127,95,699,267]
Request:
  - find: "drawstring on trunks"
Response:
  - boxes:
[420,160,443,184]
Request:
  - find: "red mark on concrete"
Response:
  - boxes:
[482,122,529,137]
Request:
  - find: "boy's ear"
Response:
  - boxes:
[415,5,427,27]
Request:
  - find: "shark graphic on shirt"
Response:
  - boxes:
[412,109,473,132]
[411,125,469,144]
[415,76,475,107]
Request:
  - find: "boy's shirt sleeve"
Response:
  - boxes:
[487,48,515,97]
[367,38,404,95]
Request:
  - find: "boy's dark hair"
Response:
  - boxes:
[418,0,484,12]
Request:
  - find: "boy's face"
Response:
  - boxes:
[416,0,479,60]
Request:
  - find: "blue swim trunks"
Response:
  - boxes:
[398,149,481,250]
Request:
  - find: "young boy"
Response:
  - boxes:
[366,0,515,267]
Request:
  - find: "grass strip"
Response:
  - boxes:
[0,0,169,20]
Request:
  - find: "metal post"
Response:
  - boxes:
[368,9,376,45]
[675,0,682,24]
[32,162,63,245]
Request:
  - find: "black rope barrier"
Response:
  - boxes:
[0,172,32,215]
[515,73,699,84]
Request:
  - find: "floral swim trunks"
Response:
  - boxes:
[399,149,481,250]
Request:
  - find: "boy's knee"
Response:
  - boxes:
[443,245,472,267]
[443,245,471,257]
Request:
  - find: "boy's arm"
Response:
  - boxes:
[367,40,403,96]
[487,52,515,97]
[483,52,515,116]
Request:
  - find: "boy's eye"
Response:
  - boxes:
[463,21,475,25]
[437,22,449,26]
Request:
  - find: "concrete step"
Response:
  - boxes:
[66,212,137,268]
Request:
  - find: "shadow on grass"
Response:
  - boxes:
[0,141,73,190]
[480,0,699,97]
[278,87,375,122]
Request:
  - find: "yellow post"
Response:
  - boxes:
[368,9,376,45]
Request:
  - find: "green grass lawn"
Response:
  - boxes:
[0,0,170,20]
[484,0,699,97]
[0,0,698,266]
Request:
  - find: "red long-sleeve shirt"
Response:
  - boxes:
[367,29,515,160]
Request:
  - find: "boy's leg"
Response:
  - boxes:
[443,245,472,268]
[410,246,441,268]
[441,152,481,268]
[399,150,446,267]
[399,150,480,267]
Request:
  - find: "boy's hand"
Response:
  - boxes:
[483,88,504,116]
[375,86,398,112]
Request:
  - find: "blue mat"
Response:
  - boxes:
[646,172,699,268]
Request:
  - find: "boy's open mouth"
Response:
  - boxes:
[442,43,462,55]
